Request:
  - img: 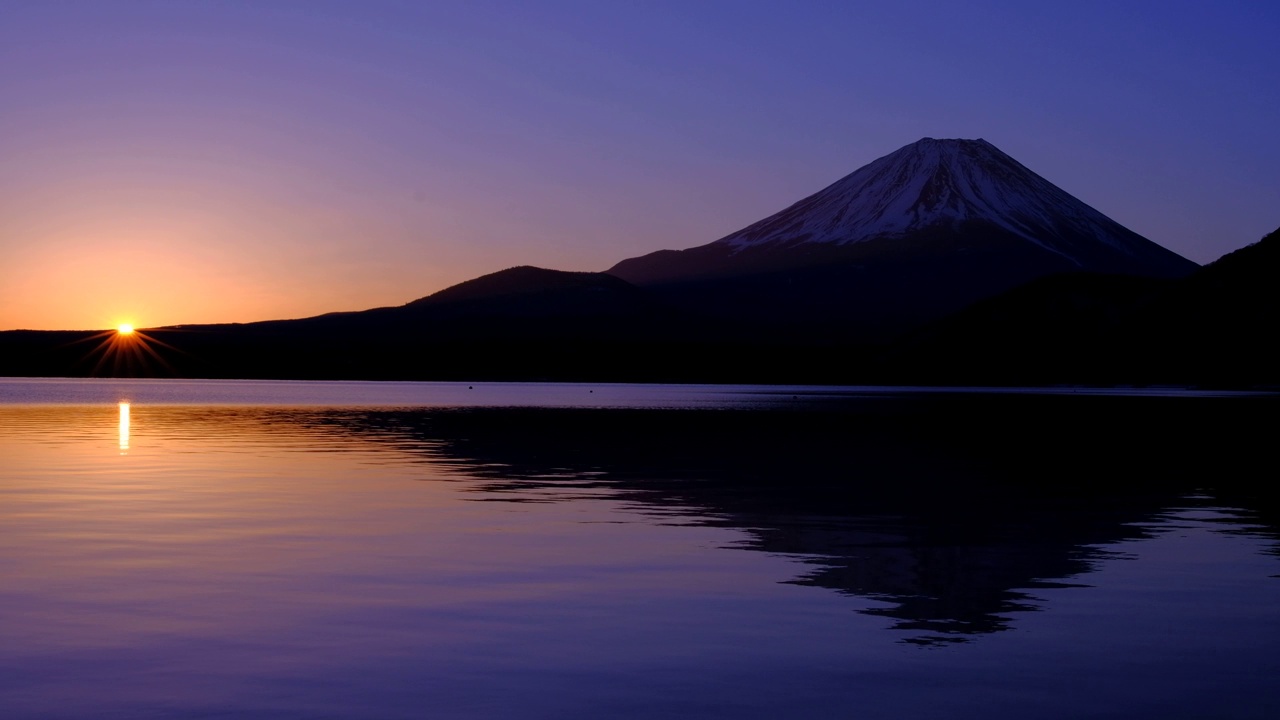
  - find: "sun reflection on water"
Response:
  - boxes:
[0,395,1279,719]
[118,401,130,454]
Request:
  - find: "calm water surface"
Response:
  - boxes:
[1,379,1278,719]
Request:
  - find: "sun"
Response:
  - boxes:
[77,321,177,377]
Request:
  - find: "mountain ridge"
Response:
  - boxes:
[609,137,1196,285]
[7,137,1270,386]
[885,225,1280,387]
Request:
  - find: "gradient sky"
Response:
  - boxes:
[2,0,1277,330]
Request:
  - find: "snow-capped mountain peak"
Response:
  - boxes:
[720,137,1135,262]
[607,137,1196,288]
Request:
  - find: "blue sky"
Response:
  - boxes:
[1,0,1276,329]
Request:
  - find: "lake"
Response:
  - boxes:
[2,378,1278,719]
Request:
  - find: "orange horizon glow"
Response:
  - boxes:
[0,178,605,332]
[1,2,1272,336]
[0,233,502,332]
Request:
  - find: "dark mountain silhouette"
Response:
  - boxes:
[1108,225,1280,386]
[606,138,1196,340]
[888,226,1280,386]
[287,394,1279,643]
[138,266,708,381]
[1131,225,1280,343]
[401,265,654,318]
[247,265,677,346]
[6,142,1277,386]
[612,138,1194,283]
[260,266,661,326]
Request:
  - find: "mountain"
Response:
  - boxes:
[1145,225,1280,330]
[0,264,849,383]
[611,138,1196,284]
[400,266,656,319]
[275,266,664,329]
[3,139,1251,385]
[134,267,699,380]
[887,226,1280,387]
[607,138,1196,340]
[881,272,1177,386]
[1117,225,1280,385]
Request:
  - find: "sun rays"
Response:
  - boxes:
[72,325,181,377]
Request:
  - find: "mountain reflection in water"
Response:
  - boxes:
[286,393,1279,646]
[5,388,1280,719]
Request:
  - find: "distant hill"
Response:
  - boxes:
[1122,225,1280,386]
[280,266,670,333]
[404,266,651,316]
[887,226,1280,387]
[8,142,1278,387]
[133,267,706,381]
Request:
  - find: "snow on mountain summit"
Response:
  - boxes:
[608,137,1197,288]
[720,137,1138,261]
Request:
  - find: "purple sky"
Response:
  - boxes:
[2,0,1277,330]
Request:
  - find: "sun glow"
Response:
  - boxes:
[76,323,178,377]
